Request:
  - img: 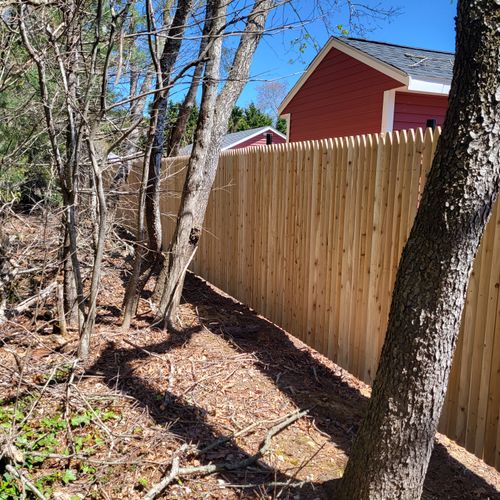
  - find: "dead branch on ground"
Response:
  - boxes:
[143,408,309,499]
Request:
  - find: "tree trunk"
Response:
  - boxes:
[155,0,274,325]
[0,229,15,324]
[78,141,108,360]
[153,0,226,323]
[62,226,78,325]
[121,0,193,325]
[107,70,154,211]
[166,35,207,157]
[338,1,500,498]
[121,127,157,330]
[145,0,193,258]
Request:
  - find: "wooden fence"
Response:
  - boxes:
[123,128,500,470]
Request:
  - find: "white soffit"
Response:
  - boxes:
[406,77,450,95]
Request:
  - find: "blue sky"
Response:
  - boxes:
[237,0,458,108]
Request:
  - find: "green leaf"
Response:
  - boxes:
[70,414,91,427]
[62,469,77,484]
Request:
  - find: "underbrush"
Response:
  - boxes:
[0,387,121,499]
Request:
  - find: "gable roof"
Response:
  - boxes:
[341,38,454,82]
[278,37,454,115]
[178,126,286,156]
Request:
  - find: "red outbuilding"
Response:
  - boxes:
[278,37,452,142]
[179,126,287,155]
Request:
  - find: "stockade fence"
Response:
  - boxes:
[120,128,500,470]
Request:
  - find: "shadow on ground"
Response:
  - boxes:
[87,325,320,498]
[89,271,498,499]
[182,273,499,500]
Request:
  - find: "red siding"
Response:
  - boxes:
[283,48,402,141]
[393,92,448,131]
[231,132,286,150]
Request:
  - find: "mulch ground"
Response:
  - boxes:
[0,216,499,499]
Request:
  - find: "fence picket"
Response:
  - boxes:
[121,128,500,470]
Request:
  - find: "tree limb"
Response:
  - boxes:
[143,408,308,500]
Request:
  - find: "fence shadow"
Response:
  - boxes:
[181,272,499,499]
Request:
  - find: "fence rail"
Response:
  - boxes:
[122,128,500,470]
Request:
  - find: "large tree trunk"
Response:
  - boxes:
[153,0,226,322]
[338,1,500,498]
[150,15,210,305]
[154,0,275,325]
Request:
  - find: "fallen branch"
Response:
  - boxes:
[5,464,47,500]
[142,445,187,500]
[222,480,307,491]
[143,409,308,500]
[11,281,57,315]
[123,338,171,365]
[197,412,295,456]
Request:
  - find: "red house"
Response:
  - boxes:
[278,37,453,142]
[179,126,287,155]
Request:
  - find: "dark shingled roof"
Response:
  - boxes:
[179,126,284,156]
[338,37,454,83]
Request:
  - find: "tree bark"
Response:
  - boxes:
[121,0,194,326]
[145,0,193,258]
[338,1,500,498]
[154,0,275,325]
[166,34,207,157]
[78,140,108,360]
[0,229,15,324]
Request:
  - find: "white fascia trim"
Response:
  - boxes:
[381,89,396,133]
[407,77,450,95]
[222,127,287,151]
[278,37,409,116]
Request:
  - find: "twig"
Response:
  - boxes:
[143,409,308,500]
[276,442,326,497]
[196,412,293,456]
[17,364,58,429]
[11,281,57,315]
[70,383,115,450]
[221,480,306,490]
[24,450,156,466]
[121,338,175,403]
[64,360,79,454]
[142,445,187,500]
[56,284,67,336]
[180,369,225,396]
[5,464,47,500]
[122,338,170,364]
[165,359,175,403]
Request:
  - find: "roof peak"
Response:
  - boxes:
[178,125,286,156]
[335,36,455,56]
